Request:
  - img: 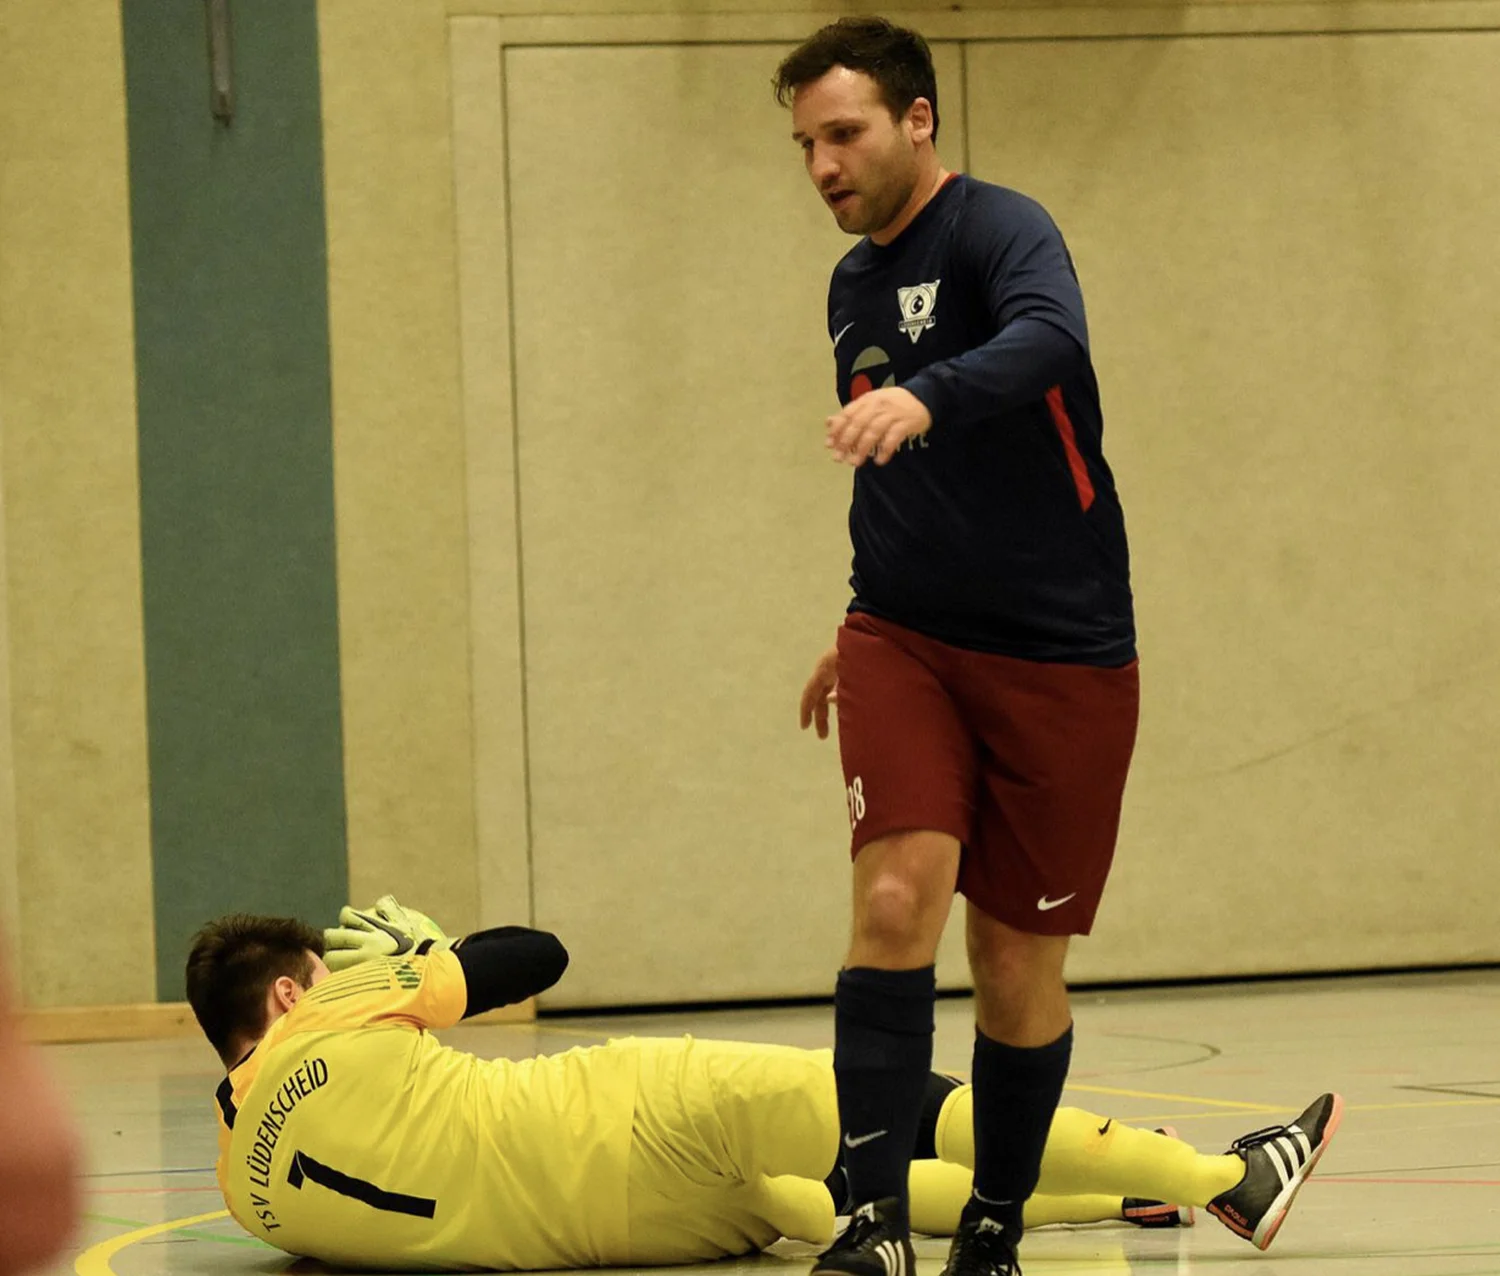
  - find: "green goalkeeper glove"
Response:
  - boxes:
[322,895,456,972]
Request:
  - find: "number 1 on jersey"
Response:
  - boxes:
[287,1149,438,1219]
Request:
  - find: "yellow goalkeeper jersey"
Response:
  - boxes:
[214,951,639,1271]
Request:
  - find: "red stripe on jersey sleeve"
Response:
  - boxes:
[1046,384,1096,512]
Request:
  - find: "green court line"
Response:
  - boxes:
[82,1213,272,1249]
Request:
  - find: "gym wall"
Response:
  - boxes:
[1,0,1495,1018]
[1,0,154,1007]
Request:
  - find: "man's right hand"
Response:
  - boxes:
[799,644,840,740]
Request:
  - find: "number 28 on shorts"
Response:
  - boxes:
[846,776,866,830]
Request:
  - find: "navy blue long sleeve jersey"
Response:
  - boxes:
[828,174,1135,666]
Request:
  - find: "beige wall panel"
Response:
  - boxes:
[318,0,480,932]
[449,18,534,929]
[0,412,17,946]
[505,42,968,1006]
[966,33,1500,979]
[0,1,155,1004]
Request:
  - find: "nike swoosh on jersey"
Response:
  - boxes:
[833,322,855,350]
[1036,893,1078,911]
[843,1128,889,1149]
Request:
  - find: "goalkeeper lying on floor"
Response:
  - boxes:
[184,899,1337,1270]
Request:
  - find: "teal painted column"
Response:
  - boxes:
[121,0,348,998]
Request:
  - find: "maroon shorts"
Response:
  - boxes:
[834,612,1139,935]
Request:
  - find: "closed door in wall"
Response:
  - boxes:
[497,40,972,1007]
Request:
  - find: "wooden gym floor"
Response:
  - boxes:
[25,968,1500,1276]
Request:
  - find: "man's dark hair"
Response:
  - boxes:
[773,17,940,142]
[185,914,324,1061]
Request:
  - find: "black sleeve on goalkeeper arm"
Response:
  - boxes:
[441,927,569,1018]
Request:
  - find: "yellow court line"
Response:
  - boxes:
[1083,1096,1500,1127]
[1348,1097,1500,1113]
[1065,1083,1283,1111]
[1101,1109,1289,1125]
[546,1052,1500,1119]
[75,1208,231,1276]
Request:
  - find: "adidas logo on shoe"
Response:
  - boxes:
[811,1197,913,1276]
[941,1203,1022,1276]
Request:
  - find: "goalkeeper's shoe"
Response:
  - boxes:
[322,896,454,972]
[1122,1198,1194,1227]
[1207,1093,1344,1250]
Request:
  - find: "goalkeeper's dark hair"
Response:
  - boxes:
[772,17,939,143]
[185,914,325,1062]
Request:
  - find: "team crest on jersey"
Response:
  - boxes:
[896,280,941,343]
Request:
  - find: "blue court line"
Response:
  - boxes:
[84,1166,214,1179]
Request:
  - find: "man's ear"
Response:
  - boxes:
[906,97,935,146]
[270,974,304,1014]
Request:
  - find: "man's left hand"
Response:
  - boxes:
[826,387,932,467]
[323,896,455,972]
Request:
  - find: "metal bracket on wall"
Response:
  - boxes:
[205,0,234,125]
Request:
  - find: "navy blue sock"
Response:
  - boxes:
[827,1070,957,1212]
[915,1070,964,1160]
[968,1025,1073,1235]
[833,966,937,1223]
[823,1163,851,1213]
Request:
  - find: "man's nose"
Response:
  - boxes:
[808,145,840,188]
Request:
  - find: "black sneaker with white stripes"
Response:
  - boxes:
[939,1209,1022,1276]
[812,1198,914,1276]
[1207,1093,1344,1250]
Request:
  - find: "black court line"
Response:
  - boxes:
[1332,1160,1500,1177]
[1396,1080,1500,1100]
[1096,1031,1223,1074]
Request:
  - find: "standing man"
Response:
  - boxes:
[776,18,1328,1276]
